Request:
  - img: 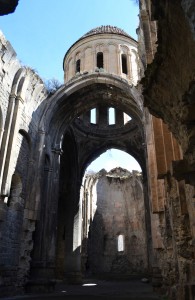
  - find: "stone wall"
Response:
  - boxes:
[0,31,47,294]
[1,3,195,297]
[82,168,148,278]
[139,1,195,299]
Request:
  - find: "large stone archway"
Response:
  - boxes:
[1,10,194,297]
[29,72,151,284]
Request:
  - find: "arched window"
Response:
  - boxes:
[108,107,115,125]
[117,234,124,252]
[97,52,104,68]
[121,54,128,75]
[76,59,81,73]
[90,108,97,124]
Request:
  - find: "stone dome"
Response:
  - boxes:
[63,25,139,84]
[64,25,136,60]
[81,25,132,39]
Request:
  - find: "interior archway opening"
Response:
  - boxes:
[86,149,141,173]
[81,148,148,279]
[52,79,145,282]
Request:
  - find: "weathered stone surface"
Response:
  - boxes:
[82,168,148,277]
[139,1,195,298]
[0,6,195,299]
[0,31,47,294]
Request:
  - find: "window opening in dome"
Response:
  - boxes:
[97,52,104,69]
[122,54,128,75]
[76,59,80,73]
[108,107,115,125]
[90,108,97,124]
[117,234,124,252]
[123,113,132,125]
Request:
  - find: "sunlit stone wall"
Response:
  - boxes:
[63,26,139,85]
[82,168,148,277]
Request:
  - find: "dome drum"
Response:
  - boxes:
[63,26,139,85]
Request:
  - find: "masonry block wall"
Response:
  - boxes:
[82,168,148,277]
[0,31,47,294]
[139,1,195,299]
[1,3,195,297]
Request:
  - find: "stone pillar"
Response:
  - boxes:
[127,50,133,82]
[97,105,108,127]
[139,9,156,64]
[0,94,16,194]
[82,110,90,124]
[104,49,109,71]
[117,48,121,75]
[64,183,82,283]
[1,96,23,198]
[115,109,124,126]
[145,112,159,212]
[92,49,95,71]
[29,146,62,292]
[80,52,85,73]
[0,127,4,150]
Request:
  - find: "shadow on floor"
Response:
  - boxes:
[2,279,160,300]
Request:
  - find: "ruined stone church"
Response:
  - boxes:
[0,1,195,299]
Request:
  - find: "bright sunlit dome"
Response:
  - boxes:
[86,149,141,173]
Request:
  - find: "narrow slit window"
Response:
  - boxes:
[97,52,104,68]
[90,108,97,124]
[118,234,124,252]
[76,59,81,73]
[108,107,115,125]
[122,54,128,75]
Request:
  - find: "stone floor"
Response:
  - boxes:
[2,279,161,300]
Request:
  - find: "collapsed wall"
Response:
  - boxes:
[82,167,148,278]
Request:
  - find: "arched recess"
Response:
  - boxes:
[30,128,80,281]
[0,68,25,196]
[0,67,32,198]
[80,146,151,275]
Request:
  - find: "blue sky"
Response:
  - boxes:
[0,0,141,172]
[86,149,141,173]
[0,0,139,82]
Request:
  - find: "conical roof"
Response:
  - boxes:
[81,25,132,39]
